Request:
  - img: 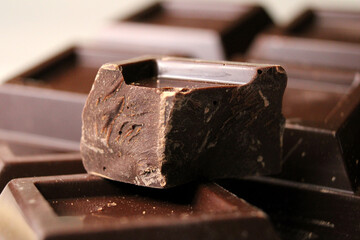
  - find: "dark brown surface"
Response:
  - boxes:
[0,141,85,191]
[0,174,279,240]
[81,57,287,188]
[0,84,85,151]
[220,177,360,240]
[103,1,273,60]
[234,55,360,192]
[6,46,183,94]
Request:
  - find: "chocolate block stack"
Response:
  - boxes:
[1,1,360,239]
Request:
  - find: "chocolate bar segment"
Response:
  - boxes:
[0,141,85,191]
[0,84,85,151]
[281,71,360,192]
[247,9,360,71]
[0,174,279,240]
[6,45,182,94]
[81,57,287,188]
[99,2,273,59]
[247,33,360,71]
[220,177,360,240]
[285,9,360,43]
[234,53,360,192]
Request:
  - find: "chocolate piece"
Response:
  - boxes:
[99,2,273,59]
[0,141,85,191]
[6,45,182,94]
[0,84,85,151]
[285,9,360,43]
[81,57,287,188]
[247,33,360,71]
[279,77,360,192]
[246,9,360,71]
[0,174,279,240]
[220,177,360,240]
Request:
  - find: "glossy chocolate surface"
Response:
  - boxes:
[81,57,286,188]
[220,177,360,240]
[0,174,279,240]
[0,84,85,151]
[280,68,360,192]
[247,34,360,71]
[0,141,85,191]
[6,46,181,94]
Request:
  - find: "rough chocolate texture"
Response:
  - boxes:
[81,57,287,188]
[0,174,279,240]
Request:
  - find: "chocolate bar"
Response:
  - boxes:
[99,1,273,60]
[220,176,360,240]
[0,174,279,240]
[80,57,287,188]
[0,141,85,191]
[6,45,182,95]
[0,84,85,151]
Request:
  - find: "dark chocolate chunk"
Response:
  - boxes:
[6,45,182,94]
[0,174,279,240]
[81,57,287,188]
[0,141,85,191]
[99,2,273,59]
[220,176,360,240]
[0,84,85,151]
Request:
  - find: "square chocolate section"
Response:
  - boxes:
[285,9,360,43]
[0,174,279,240]
[220,177,360,240]
[0,141,85,191]
[81,57,287,188]
[247,33,360,71]
[0,84,85,151]
[280,79,360,192]
[5,45,182,95]
[100,1,273,60]
[246,9,360,71]
[234,53,360,192]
